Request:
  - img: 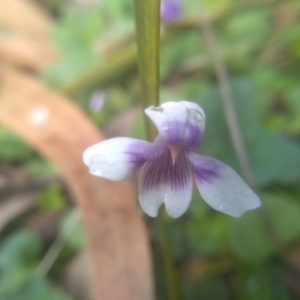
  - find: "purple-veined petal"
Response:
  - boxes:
[145,101,205,149]
[83,137,164,181]
[139,148,193,218]
[187,152,261,217]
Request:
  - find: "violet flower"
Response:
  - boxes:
[161,0,181,23]
[83,101,261,218]
[89,91,106,112]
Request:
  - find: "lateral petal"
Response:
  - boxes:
[139,148,193,218]
[145,101,205,149]
[187,152,261,217]
[83,137,163,181]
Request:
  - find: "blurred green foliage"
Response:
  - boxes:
[195,77,300,185]
[38,183,66,211]
[42,7,104,87]
[0,231,71,300]
[0,129,33,161]
[1,0,300,299]
[59,210,87,251]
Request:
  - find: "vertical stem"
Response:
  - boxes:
[133,0,160,140]
[159,211,181,300]
[133,1,180,299]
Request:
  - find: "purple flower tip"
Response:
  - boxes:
[89,91,106,112]
[161,0,181,23]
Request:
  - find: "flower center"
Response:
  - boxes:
[169,145,182,164]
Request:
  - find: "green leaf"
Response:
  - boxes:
[25,158,58,177]
[21,275,72,300]
[160,30,203,81]
[224,8,271,51]
[231,193,300,262]
[0,230,42,271]
[184,279,229,300]
[188,201,233,254]
[235,263,293,300]
[54,7,104,48]
[0,267,33,297]
[235,264,273,300]
[195,76,300,185]
[0,273,72,300]
[42,6,104,88]
[59,210,87,251]
[230,210,273,263]
[38,183,66,211]
[263,193,300,245]
[0,128,33,161]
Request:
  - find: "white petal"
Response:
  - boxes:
[145,101,205,149]
[83,137,163,181]
[187,152,261,217]
[139,148,193,218]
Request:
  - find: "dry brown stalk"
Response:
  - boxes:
[0,69,154,300]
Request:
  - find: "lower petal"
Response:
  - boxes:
[187,152,261,217]
[83,137,163,181]
[139,148,193,218]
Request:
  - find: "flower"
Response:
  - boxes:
[83,101,261,218]
[161,0,181,23]
[88,91,106,112]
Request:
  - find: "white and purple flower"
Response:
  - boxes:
[83,101,261,218]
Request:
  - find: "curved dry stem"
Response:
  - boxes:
[0,69,154,300]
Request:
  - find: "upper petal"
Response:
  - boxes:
[145,101,205,149]
[83,137,164,181]
[187,152,261,217]
[139,148,193,218]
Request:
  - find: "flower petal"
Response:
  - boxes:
[187,152,261,217]
[145,101,205,149]
[83,137,163,181]
[139,148,193,218]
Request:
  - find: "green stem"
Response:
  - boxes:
[159,211,181,300]
[133,0,160,140]
[133,1,180,299]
